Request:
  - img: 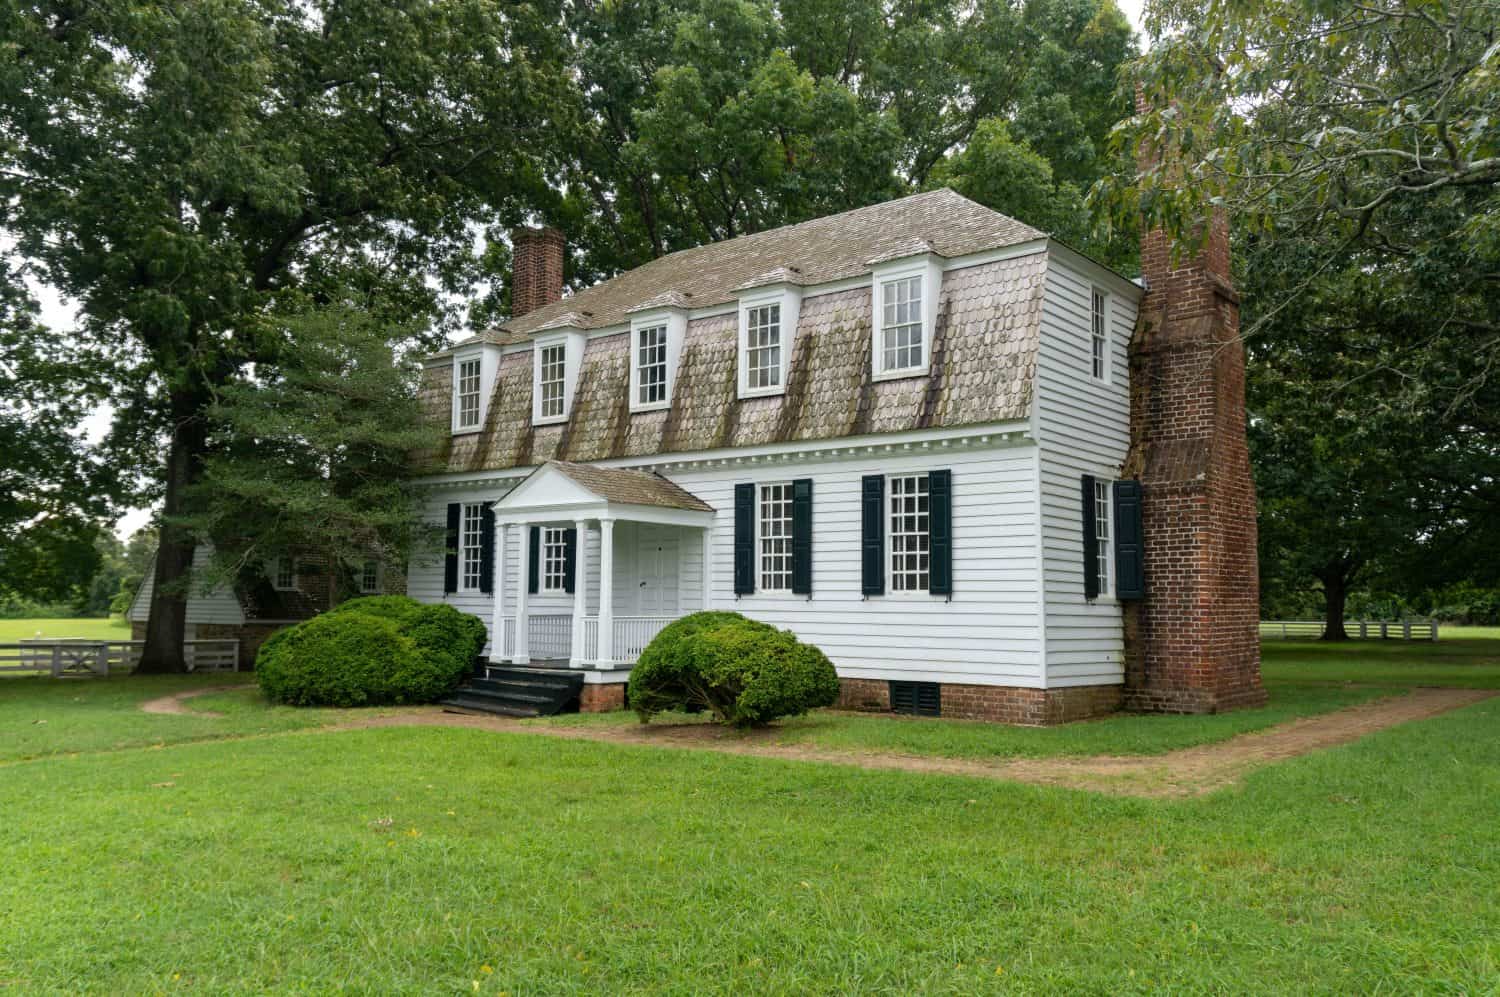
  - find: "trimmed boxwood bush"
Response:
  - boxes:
[628,611,838,727]
[257,595,486,707]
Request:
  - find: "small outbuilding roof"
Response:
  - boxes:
[544,461,714,512]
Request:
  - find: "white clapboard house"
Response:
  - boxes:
[411,190,1151,722]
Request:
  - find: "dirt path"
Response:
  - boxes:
[325,686,1496,797]
[139,685,253,717]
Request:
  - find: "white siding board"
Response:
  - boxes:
[128,546,245,626]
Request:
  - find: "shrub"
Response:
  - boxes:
[257,595,486,707]
[629,611,838,727]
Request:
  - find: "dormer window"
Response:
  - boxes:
[450,346,500,435]
[455,357,482,430]
[539,344,566,419]
[627,306,686,413]
[636,325,668,405]
[736,284,801,399]
[870,254,943,380]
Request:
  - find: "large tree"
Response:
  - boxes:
[1,1,568,670]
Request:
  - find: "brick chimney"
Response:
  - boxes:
[1121,91,1267,714]
[511,226,565,318]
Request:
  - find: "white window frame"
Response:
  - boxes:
[460,503,485,592]
[887,473,931,595]
[358,559,382,595]
[449,347,499,435]
[1094,478,1112,598]
[736,284,801,399]
[537,343,566,420]
[541,527,569,593]
[756,481,794,593]
[531,330,586,425]
[627,308,686,414]
[1090,287,1110,384]
[871,255,943,381]
[271,556,298,592]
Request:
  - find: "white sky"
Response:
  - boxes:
[27,0,1149,541]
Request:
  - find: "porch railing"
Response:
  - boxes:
[496,614,677,667]
[610,616,676,663]
[528,614,573,660]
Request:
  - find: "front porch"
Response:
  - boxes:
[486,461,717,671]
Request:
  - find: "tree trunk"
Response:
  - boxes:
[1320,570,1350,642]
[135,412,206,673]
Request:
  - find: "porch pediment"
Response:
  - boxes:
[493,460,714,528]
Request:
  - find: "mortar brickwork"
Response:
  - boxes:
[837,679,1122,725]
[511,227,565,319]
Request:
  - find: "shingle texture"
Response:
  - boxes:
[547,461,715,512]
[415,250,1048,474]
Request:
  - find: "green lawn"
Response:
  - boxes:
[0,638,1496,992]
[0,616,132,641]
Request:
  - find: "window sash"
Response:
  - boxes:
[745,303,781,389]
[542,527,569,592]
[460,504,484,591]
[637,325,669,405]
[456,358,482,428]
[881,277,924,372]
[1091,290,1108,381]
[758,482,793,591]
[539,344,566,418]
[1094,479,1111,596]
[359,560,380,594]
[273,557,296,591]
[888,474,930,592]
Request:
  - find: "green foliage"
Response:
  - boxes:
[258,596,485,707]
[630,611,838,728]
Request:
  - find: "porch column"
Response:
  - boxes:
[569,518,590,667]
[488,517,507,663]
[597,518,615,667]
[513,522,530,665]
[701,525,713,612]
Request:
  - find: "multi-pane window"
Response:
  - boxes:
[637,325,668,406]
[1091,289,1108,381]
[758,482,793,591]
[273,556,297,591]
[539,344,566,419]
[881,276,924,371]
[456,357,482,429]
[889,474,930,592]
[1094,479,1111,597]
[461,503,484,591]
[745,303,781,390]
[542,527,569,592]
[359,560,380,594]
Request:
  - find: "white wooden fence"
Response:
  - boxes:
[1259,620,1439,642]
[0,639,240,676]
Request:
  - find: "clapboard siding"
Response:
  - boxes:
[409,441,1046,686]
[128,546,246,626]
[1035,253,1139,687]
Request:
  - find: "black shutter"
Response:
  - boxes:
[443,503,460,594]
[564,528,578,594]
[861,475,885,597]
[1082,474,1099,601]
[1114,479,1145,600]
[733,483,755,595]
[479,506,495,593]
[791,478,813,596]
[928,469,952,597]
[528,525,540,594]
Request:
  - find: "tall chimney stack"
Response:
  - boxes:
[1122,90,1267,713]
[511,226,565,318]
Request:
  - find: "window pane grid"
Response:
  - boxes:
[539,344,566,418]
[359,560,379,594]
[759,482,793,591]
[274,557,295,591]
[637,326,668,405]
[542,527,568,592]
[889,474,930,592]
[1094,480,1111,596]
[1091,290,1107,380]
[461,504,484,591]
[746,304,781,389]
[457,358,482,428]
[881,277,923,371]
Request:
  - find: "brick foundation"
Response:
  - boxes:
[837,678,1122,726]
[1121,94,1266,713]
[579,682,626,713]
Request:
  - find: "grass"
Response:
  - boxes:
[0,616,132,642]
[1262,635,1500,689]
[0,637,1495,991]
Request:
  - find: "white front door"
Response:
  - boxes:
[635,528,679,615]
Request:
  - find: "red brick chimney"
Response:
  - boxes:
[511,226,565,318]
[1121,91,1267,713]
